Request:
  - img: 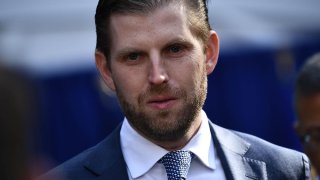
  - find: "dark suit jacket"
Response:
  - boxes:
[40,121,311,180]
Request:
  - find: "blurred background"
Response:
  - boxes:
[1,0,320,175]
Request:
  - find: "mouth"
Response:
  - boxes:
[147,96,178,110]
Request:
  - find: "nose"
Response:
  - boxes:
[148,53,168,85]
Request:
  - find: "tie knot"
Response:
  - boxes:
[159,150,194,180]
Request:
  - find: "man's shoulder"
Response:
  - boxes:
[210,121,306,161]
[209,122,310,179]
[235,130,305,159]
[37,146,97,180]
[38,124,124,180]
[234,130,310,177]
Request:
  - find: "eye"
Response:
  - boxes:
[127,52,140,61]
[168,44,184,53]
[122,52,145,65]
[164,43,188,58]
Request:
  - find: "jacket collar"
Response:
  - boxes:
[209,121,268,180]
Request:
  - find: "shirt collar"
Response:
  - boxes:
[120,119,167,178]
[120,110,216,178]
[183,110,216,170]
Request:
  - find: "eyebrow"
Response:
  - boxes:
[163,37,193,47]
[114,48,144,60]
[113,37,194,59]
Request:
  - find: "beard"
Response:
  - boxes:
[115,71,208,143]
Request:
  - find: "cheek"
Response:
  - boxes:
[190,61,206,86]
[175,64,204,92]
[112,70,146,101]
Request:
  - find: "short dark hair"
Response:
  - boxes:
[295,53,320,98]
[95,0,210,65]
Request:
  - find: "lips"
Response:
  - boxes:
[147,96,178,110]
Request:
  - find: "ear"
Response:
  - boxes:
[205,30,219,75]
[95,50,116,91]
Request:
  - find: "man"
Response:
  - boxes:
[41,0,310,179]
[295,53,320,180]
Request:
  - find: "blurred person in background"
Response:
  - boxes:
[40,0,310,179]
[0,66,33,180]
[0,66,62,180]
[295,53,320,180]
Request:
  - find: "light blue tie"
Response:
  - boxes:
[159,150,193,180]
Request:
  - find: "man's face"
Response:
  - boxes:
[96,4,218,143]
[296,94,320,173]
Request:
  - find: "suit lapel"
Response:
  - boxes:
[84,124,129,180]
[209,121,268,180]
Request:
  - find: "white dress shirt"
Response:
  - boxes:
[120,110,226,180]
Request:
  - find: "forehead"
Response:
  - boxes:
[109,3,194,48]
[113,3,184,25]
